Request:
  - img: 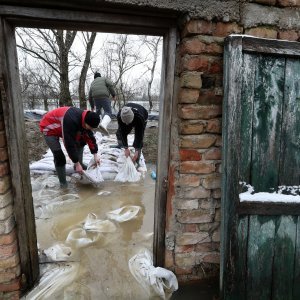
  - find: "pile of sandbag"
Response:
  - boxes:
[30,132,147,183]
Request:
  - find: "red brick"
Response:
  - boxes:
[0,265,21,283]
[0,290,20,299]
[180,73,202,89]
[177,210,213,224]
[184,224,198,232]
[180,121,205,135]
[0,162,9,177]
[206,119,222,133]
[0,252,19,270]
[182,55,209,72]
[181,39,223,56]
[277,0,300,6]
[198,90,223,105]
[180,135,217,149]
[0,229,16,245]
[0,277,21,292]
[196,242,220,252]
[0,148,8,162]
[0,241,18,259]
[213,22,243,37]
[209,59,223,74]
[278,30,299,41]
[180,149,201,161]
[178,88,199,104]
[0,132,6,148]
[182,20,213,37]
[180,161,215,174]
[179,104,222,120]
[178,174,201,187]
[204,148,222,160]
[245,27,277,39]
[175,245,195,253]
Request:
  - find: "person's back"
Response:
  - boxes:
[90,77,112,99]
[88,72,116,136]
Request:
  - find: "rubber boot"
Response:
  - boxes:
[55,165,68,188]
[77,147,87,170]
[98,115,111,136]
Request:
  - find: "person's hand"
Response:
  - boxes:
[132,150,139,163]
[94,154,100,165]
[75,162,84,174]
[124,148,130,158]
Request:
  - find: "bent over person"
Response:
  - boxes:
[116,103,148,166]
[88,71,116,136]
[40,107,100,188]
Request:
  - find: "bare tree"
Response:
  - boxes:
[19,56,59,110]
[16,28,76,107]
[99,34,148,110]
[78,32,97,109]
[140,36,162,112]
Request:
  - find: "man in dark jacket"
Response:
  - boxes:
[40,106,100,188]
[116,103,148,165]
[88,71,116,136]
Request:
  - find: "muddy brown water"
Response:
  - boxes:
[25,166,157,299]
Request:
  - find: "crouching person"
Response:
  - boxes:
[40,106,101,188]
[116,103,148,167]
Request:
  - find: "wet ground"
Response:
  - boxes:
[24,165,160,299]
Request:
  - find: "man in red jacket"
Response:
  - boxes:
[40,106,100,188]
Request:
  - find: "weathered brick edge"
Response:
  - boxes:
[0,82,21,299]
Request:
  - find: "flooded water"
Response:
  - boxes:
[25,166,157,299]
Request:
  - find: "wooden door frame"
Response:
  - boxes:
[0,3,177,289]
[221,35,300,297]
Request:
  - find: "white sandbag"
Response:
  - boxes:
[114,157,141,182]
[65,228,102,248]
[128,250,178,300]
[44,244,72,261]
[101,172,117,181]
[106,205,141,222]
[97,191,111,196]
[72,158,104,187]
[100,158,119,167]
[83,213,117,233]
[99,165,119,173]
[22,264,79,300]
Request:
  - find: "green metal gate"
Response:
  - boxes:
[221,35,300,299]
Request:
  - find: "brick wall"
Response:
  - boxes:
[166,0,300,283]
[0,84,21,299]
[0,0,299,295]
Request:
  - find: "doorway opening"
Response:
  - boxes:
[18,28,161,298]
[0,4,177,296]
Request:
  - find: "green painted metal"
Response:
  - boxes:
[221,36,300,300]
